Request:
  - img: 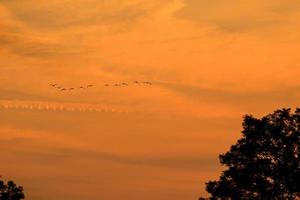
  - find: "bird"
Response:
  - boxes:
[142,81,152,85]
[48,81,153,93]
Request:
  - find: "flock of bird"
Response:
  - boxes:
[49,81,153,92]
[104,81,152,87]
[49,84,94,91]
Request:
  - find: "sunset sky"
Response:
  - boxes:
[1,0,300,199]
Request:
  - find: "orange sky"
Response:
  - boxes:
[1,0,300,199]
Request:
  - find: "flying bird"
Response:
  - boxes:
[48,81,153,93]
[142,81,152,85]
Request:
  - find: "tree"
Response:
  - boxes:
[0,180,25,200]
[204,108,300,200]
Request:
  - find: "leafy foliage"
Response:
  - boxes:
[0,180,25,200]
[205,108,300,200]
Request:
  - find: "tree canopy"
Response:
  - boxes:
[0,180,25,200]
[204,108,300,200]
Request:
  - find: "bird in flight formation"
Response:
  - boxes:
[49,81,153,92]
[104,81,152,87]
[49,84,95,92]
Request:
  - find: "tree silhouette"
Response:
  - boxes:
[203,108,300,200]
[0,180,25,200]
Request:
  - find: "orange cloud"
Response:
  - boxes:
[177,0,300,33]
[1,0,300,199]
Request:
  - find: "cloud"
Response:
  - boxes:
[0,5,69,59]
[0,89,51,101]
[0,100,130,113]
[1,0,165,30]
[6,146,218,171]
[0,0,174,59]
[0,2,132,59]
[0,126,220,172]
[176,0,300,33]
[156,81,300,112]
[0,25,87,59]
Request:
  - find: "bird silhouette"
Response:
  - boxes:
[48,81,153,93]
[140,81,151,85]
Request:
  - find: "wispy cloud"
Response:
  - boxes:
[1,1,300,199]
[0,100,130,113]
[1,0,166,30]
[176,0,300,33]
[156,81,300,111]
[6,146,218,171]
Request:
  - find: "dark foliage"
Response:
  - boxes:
[204,108,300,200]
[0,180,25,200]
